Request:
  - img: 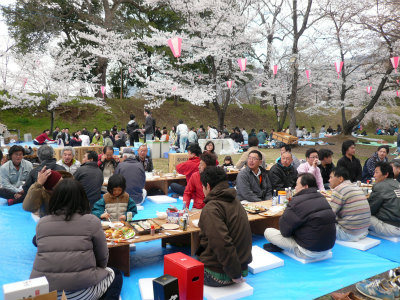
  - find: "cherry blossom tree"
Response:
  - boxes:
[141,0,261,129]
[0,47,105,132]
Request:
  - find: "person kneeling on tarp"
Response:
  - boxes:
[264,173,336,259]
[196,166,252,287]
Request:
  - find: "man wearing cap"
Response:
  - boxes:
[0,145,33,206]
[23,167,63,217]
[115,148,146,205]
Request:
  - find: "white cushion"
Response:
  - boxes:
[369,232,400,243]
[283,250,332,264]
[336,237,381,251]
[147,195,177,204]
[138,278,155,300]
[248,246,284,274]
[204,282,253,300]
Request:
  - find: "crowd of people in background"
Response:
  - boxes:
[2,110,400,298]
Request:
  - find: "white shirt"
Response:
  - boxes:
[80,134,90,146]
[208,128,218,139]
[177,124,189,136]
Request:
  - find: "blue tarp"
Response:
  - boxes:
[0,198,399,300]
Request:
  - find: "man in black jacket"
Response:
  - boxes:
[127,114,139,146]
[264,173,336,259]
[74,151,104,209]
[318,148,335,189]
[198,166,252,287]
[60,128,70,146]
[336,140,362,182]
[269,152,297,191]
[143,109,154,142]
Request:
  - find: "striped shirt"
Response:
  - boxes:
[330,180,371,235]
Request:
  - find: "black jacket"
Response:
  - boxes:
[74,162,104,209]
[144,115,154,134]
[23,159,66,194]
[198,181,252,279]
[127,120,140,140]
[337,155,362,183]
[60,132,70,145]
[136,156,153,172]
[269,161,298,191]
[279,188,336,252]
[114,139,126,149]
[318,163,335,184]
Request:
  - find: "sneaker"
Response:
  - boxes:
[356,279,396,300]
[331,291,366,300]
[263,243,283,252]
[381,280,400,300]
[389,268,400,280]
[7,199,14,206]
[392,276,400,288]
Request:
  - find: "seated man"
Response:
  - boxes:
[183,152,217,210]
[236,150,272,202]
[74,151,104,209]
[170,143,202,196]
[115,148,146,205]
[318,149,334,190]
[0,145,33,205]
[135,144,153,172]
[362,145,389,183]
[275,144,300,169]
[391,159,400,182]
[235,136,266,169]
[56,146,81,175]
[98,146,119,192]
[197,166,252,287]
[22,145,66,198]
[264,173,336,259]
[337,140,362,183]
[113,134,126,149]
[269,151,297,191]
[368,162,400,237]
[329,167,371,241]
[297,148,325,191]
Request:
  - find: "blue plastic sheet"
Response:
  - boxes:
[366,235,400,263]
[0,198,399,300]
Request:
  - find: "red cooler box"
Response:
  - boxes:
[164,252,204,300]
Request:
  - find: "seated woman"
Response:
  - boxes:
[203,141,219,165]
[92,174,138,221]
[33,129,55,145]
[69,132,82,147]
[30,179,123,300]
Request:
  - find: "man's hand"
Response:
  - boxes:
[119,215,126,221]
[101,155,106,162]
[14,193,22,200]
[37,166,51,186]
[232,277,246,284]
[312,158,318,167]
[101,212,111,220]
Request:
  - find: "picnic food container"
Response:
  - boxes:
[130,219,161,235]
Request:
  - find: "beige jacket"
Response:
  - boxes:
[235,146,266,170]
[23,182,51,217]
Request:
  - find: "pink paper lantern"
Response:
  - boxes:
[168,37,182,58]
[397,79,399,85]
[366,86,372,94]
[226,80,234,88]
[22,78,28,88]
[397,90,399,97]
[335,61,344,78]
[259,83,262,87]
[101,85,105,96]
[237,58,247,72]
[305,70,310,82]
[273,65,278,76]
[391,57,399,73]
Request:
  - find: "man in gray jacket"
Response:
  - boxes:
[115,148,146,205]
[143,109,154,142]
[368,162,400,237]
[236,150,272,202]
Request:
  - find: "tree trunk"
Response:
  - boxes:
[50,110,54,133]
[120,67,123,99]
[174,95,177,106]
[96,56,108,98]
[218,109,225,131]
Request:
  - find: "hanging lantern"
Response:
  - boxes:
[397,91,399,97]
[226,80,234,88]
[168,37,182,58]
[237,58,247,72]
[335,61,344,78]
[305,70,311,87]
[259,83,262,87]
[366,86,372,94]
[22,78,28,88]
[273,65,278,76]
[101,85,105,96]
[391,57,399,73]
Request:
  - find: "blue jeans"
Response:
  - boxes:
[145,134,153,142]
[180,135,188,153]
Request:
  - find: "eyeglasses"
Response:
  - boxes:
[247,157,260,161]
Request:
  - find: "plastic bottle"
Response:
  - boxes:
[272,190,277,206]
[150,225,155,236]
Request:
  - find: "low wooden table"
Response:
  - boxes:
[145,174,187,195]
[106,200,283,275]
